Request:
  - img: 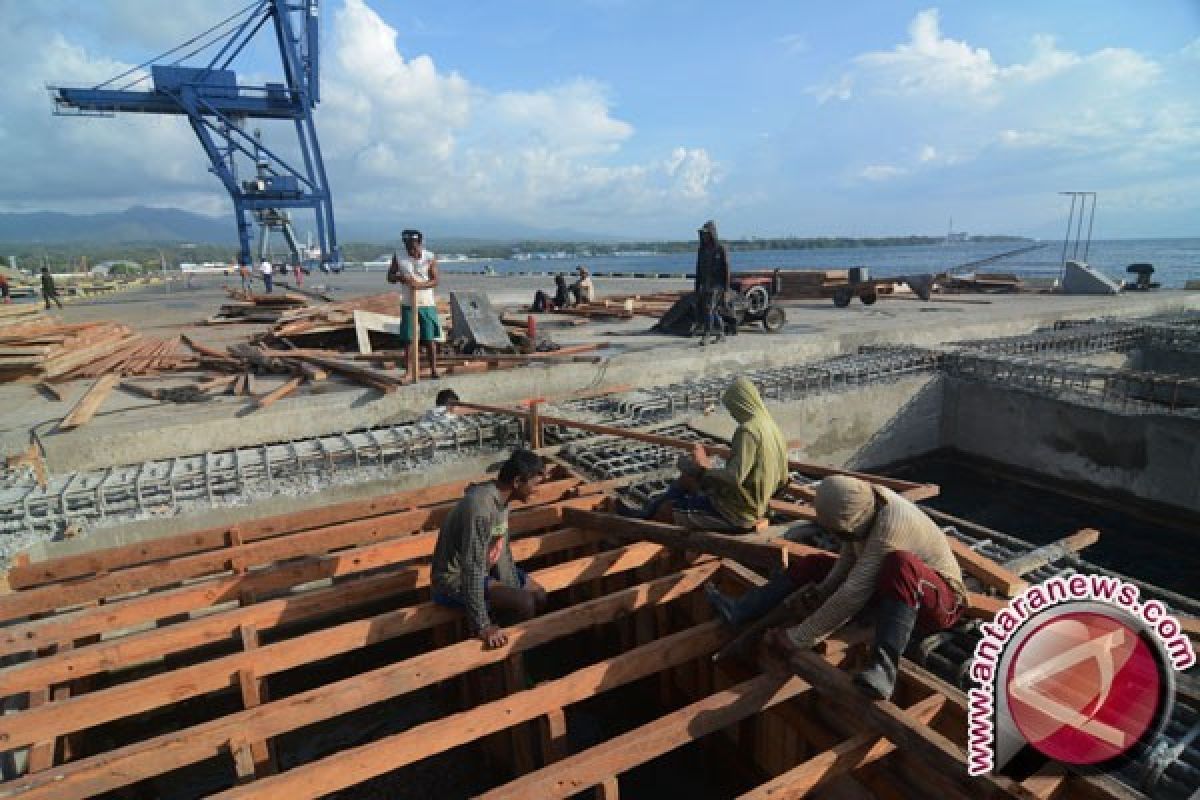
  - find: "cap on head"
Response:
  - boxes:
[401,229,423,243]
[814,475,876,538]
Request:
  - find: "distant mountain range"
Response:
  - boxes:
[0,205,617,245]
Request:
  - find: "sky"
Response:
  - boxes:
[0,0,1197,240]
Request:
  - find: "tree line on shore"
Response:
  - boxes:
[2,234,1028,272]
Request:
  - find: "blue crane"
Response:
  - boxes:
[51,0,343,272]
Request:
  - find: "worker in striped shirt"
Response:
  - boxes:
[707,475,966,700]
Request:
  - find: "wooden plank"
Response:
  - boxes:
[0,526,604,681]
[6,471,579,588]
[1020,763,1067,800]
[5,562,718,800]
[1002,528,1100,576]
[565,508,786,571]
[57,374,119,431]
[0,495,604,622]
[254,375,303,409]
[946,537,1028,597]
[785,651,1028,799]
[477,672,814,800]
[0,543,671,750]
[735,693,946,799]
[209,620,727,799]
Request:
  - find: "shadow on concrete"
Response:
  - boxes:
[845,376,944,471]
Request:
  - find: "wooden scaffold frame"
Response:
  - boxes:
[0,454,1143,799]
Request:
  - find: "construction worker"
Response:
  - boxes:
[292,260,304,287]
[431,449,550,649]
[570,266,595,304]
[40,267,62,309]
[707,475,966,701]
[387,228,442,379]
[259,259,274,294]
[618,377,788,532]
[239,262,252,293]
[0,274,10,304]
[694,220,730,345]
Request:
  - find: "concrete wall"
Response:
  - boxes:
[941,378,1200,512]
[688,374,945,470]
[27,450,503,561]
[1130,347,1200,379]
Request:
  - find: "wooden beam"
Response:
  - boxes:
[6,470,582,589]
[208,620,728,799]
[565,509,786,572]
[0,543,671,750]
[1001,529,1100,576]
[57,374,119,431]
[735,693,946,799]
[233,624,275,780]
[787,651,1037,800]
[0,527,605,693]
[946,537,1028,597]
[0,495,604,623]
[4,562,719,800]
[477,672,814,800]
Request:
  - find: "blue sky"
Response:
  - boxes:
[0,0,1197,239]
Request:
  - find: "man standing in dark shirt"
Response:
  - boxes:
[431,449,549,649]
[40,267,62,310]
[694,220,730,345]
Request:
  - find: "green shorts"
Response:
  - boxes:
[399,306,444,343]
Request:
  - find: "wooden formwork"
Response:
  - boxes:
[0,468,1138,799]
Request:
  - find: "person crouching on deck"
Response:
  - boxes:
[708,475,966,700]
[618,376,788,533]
[431,449,549,649]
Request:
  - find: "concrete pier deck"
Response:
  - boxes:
[3,271,1197,473]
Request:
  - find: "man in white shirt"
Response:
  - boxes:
[387,229,442,379]
[259,259,274,294]
[571,266,595,304]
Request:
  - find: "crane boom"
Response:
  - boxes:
[51,0,341,271]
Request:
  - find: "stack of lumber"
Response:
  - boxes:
[0,304,49,330]
[269,292,404,338]
[549,291,686,321]
[0,322,139,381]
[58,336,198,380]
[207,290,311,324]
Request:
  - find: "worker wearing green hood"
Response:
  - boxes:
[619,376,789,531]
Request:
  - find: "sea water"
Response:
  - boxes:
[457,238,1200,288]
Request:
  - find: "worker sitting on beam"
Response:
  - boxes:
[618,377,788,533]
[432,449,549,649]
[707,475,966,700]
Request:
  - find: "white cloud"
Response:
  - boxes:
[809,73,853,104]
[855,9,999,96]
[0,0,718,233]
[919,145,938,162]
[318,0,717,227]
[1183,37,1200,60]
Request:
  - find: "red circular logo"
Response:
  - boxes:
[1005,611,1161,766]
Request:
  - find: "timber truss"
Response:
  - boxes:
[0,451,1156,800]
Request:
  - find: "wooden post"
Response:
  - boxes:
[407,285,419,384]
[539,709,570,765]
[529,401,543,449]
[502,655,537,776]
[233,624,276,781]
